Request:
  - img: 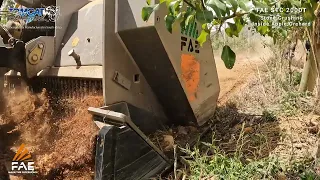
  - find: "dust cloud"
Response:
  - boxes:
[0,87,103,179]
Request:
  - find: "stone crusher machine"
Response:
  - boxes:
[0,0,220,179]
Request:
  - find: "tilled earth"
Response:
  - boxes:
[0,88,103,179]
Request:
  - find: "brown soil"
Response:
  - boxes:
[216,39,306,105]
[149,43,276,160]
[0,40,308,179]
[215,45,272,104]
[0,88,103,179]
[210,40,313,161]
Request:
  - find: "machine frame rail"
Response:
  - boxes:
[88,102,171,180]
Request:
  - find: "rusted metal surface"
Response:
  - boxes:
[181,54,200,102]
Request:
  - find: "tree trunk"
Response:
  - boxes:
[312,25,320,97]
[315,42,320,97]
[299,26,320,94]
[299,52,312,92]
[307,50,318,91]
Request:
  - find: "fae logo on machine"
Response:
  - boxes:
[8,6,60,24]
[8,144,37,174]
[180,20,200,53]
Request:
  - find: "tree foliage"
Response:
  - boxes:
[142,0,318,69]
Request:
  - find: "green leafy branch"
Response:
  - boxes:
[142,0,318,69]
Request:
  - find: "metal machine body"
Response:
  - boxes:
[3,0,220,125]
[89,103,170,179]
[114,0,220,126]
[1,0,220,179]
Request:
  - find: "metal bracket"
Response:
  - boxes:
[88,106,169,161]
[28,42,45,65]
[113,71,131,90]
[25,36,55,79]
[88,102,171,179]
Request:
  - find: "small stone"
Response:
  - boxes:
[235,124,242,130]
[307,125,319,134]
[177,126,188,135]
[309,115,320,127]
[188,126,198,133]
[244,127,254,134]
[316,143,320,158]
[163,135,174,151]
[277,172,287,180]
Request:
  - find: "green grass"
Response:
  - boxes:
[182,146,281,179]
[180,137,320,180]
[177,34,320,179]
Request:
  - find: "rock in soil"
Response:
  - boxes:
[163,135,175,152]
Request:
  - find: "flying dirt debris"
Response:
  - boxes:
[0,0,220,179]
[0,88,103,179]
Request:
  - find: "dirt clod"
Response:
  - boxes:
[307,125,319,134]
[277,172,287,180]
[243,127,254,134]
[177,126,188,135]
[188,126,198,133]
[163,135,174,152]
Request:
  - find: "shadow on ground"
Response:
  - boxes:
[203,102,281,160]
[159,102,282,180]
